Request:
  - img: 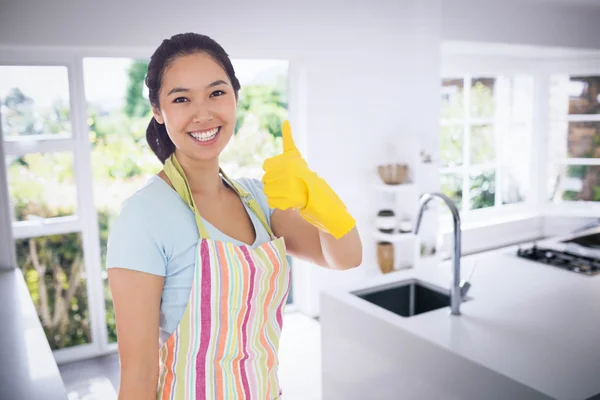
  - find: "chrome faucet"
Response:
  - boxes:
[414,193,466,316]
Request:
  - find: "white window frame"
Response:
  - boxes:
[0,46,156,364]
[440,56,539,229]
[437,49,600,256]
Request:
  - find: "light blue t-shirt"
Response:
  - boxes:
[105,174,276,346]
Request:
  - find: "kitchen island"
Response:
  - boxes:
[320,244,600,400]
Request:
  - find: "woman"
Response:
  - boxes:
[106,32,362,400]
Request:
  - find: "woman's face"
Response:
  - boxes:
[153,52,237,162]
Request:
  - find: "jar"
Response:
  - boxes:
[398,216,412,234]
[376,209,396,234]
[377,242,394,274]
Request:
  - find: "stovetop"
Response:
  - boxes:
[517,245,600,276]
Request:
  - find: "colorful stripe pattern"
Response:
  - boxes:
[157,237,291,399]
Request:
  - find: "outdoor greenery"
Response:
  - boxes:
[440,79,498,210]
[5,59,287,349]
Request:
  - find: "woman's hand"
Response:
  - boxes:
[262,120,356,239]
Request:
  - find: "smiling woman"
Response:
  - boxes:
[105,32,361,400]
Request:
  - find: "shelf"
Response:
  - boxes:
[374,183,416,193]
[374,231,415,243]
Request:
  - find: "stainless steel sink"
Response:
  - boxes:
[353,279,470,317]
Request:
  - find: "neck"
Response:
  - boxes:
[173,150,224,196]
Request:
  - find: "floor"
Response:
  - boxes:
[59,311,322,400]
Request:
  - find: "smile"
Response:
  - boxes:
[188,127,220,142]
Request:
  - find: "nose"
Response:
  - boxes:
[192,101,213,123]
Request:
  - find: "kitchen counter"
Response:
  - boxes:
[0,268,68,400]
[320,245,600,400]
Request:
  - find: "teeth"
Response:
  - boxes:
[190,127,219,141]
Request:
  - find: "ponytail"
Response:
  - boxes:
[146,117,175,165]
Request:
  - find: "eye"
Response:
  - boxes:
[173,97,189,103]
[210,90,225,97]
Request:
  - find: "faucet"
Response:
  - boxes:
[414,192,466,316]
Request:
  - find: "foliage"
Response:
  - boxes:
[5,59,288,349]
[440,79,498,211]
[236,84,288,138]
[2,87,71,137]
[15,224,89,349]
[470,170,496,210]
[124,60,151,118]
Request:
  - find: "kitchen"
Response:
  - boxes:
[0,0,599,399]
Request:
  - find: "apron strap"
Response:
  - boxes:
[164,153,275,241]
[164,154,211,239]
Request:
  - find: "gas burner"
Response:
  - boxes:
[517,245,600,276]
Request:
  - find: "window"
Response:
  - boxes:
[83,57,293,324]
[0,65,93,351]
[439,75,534,219]
[548,75,600,203]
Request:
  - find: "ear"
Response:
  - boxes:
[152,107,165,124]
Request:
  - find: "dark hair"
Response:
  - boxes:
[145,32,241,164]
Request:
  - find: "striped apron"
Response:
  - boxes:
[157,154,291,399]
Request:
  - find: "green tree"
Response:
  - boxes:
[470,170,496,210]
[10,152,88,350]
[7,60,291,350]
[124,60,151,118]
[3,88,38,136]
[236,84,288,138]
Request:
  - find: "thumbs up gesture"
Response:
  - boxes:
[262,120,356,239]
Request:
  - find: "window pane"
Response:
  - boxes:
[441,79,464,119]
[470,78,495,119]
[559,165,600,202]
[568,76,600,115]
[15,233,91,349]
[84,57,160,343]
[470,169,496,210]
[440,124,463,167]
[470,124,495,164]
[0,66,72,138]
[6,152,77,222]
[567,121,600,158]
[441,172,463,210]
[501,166,527,205]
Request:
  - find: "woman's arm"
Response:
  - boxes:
[108,268,164,400]
[271,208,362,270]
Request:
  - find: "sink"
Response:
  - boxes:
[353,279,467,317]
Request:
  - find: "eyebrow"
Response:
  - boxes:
[167,80,229,96]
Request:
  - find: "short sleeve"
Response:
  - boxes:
[105,195,167,277]
[236,177,275,223]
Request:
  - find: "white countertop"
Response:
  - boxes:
[324,244,600,400]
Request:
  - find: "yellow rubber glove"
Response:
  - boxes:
[262,120,356,239]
